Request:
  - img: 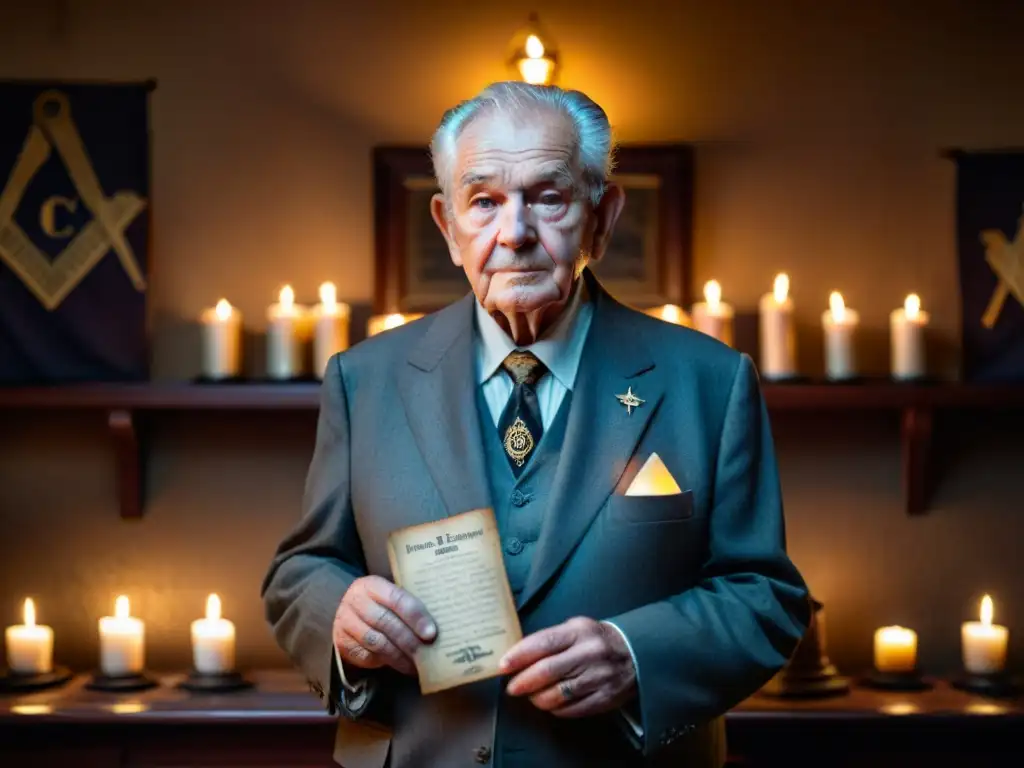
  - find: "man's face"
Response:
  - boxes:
[431,109,621,319]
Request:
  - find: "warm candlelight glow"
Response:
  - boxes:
[23,598,35,627]
[874,625,918,673]
[206,593,222,621]
[278,284,294,310]
[829,291,846,322]
[980,594,993,625]
[773,273,790,304]
[114,595,130,620]
[525,34,544,58]
[661,305,682,324]
[903,293,921,320]
[319,281,337,311]
[384,313,406,331]
[214,299,232,321]
[704,280,722,311]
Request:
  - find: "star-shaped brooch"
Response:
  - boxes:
[615,386,645,415]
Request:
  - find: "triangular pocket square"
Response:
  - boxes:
[624,452,682,496]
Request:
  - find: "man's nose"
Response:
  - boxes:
[496,196,536,250]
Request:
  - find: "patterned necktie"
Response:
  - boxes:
[498,351,547,476]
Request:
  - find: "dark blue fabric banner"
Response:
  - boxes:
[956,151,1024,382]
[0,81,151,384]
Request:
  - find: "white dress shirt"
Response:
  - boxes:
[336,279,644,740]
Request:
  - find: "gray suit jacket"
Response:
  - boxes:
[262,270,809,768]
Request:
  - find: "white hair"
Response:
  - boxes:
[430,81,615,208]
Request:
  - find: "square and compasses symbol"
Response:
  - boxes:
[0,89,147,310]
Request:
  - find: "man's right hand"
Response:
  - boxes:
[333,576,437,676]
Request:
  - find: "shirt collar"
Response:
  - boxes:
[474,278,592,391]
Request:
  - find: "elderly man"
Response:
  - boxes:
[262,81,809,768]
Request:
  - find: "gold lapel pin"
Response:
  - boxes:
[615,386,645,415]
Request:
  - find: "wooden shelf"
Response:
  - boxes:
[2,381,1022,519]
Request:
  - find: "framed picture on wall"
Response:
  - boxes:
[372,144,694,313]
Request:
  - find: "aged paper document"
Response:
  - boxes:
[387,508,522,694]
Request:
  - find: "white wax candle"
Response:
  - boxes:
[266,285,309,379]
[312,282,351,379]
[98,596,144,676]
[822,291,859,380]
[873,625,917,673]
[4,598,53,674]
[962,595,1008,675]
[645,304,692,327]
[758,273,797,379]
[191,594,236,675]
[199,299,242,379]
[890,293,929,380]
[366,313,424,338]
[691,280,734,346]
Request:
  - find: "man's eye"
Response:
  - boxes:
[472,197,496,210]
[538,192,564,206]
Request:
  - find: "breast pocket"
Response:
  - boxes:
[607,490,695,525]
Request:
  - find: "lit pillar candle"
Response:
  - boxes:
[199,299,242,380]
[645,304,692,327]
[758,273,797,379]
[822,291,859,380]
[5,598,53,675]
[98,596,144,677]
[873,626,918,673]
[890,293,929,380]
[691,280,734,346]
[962,595,1008,675]
[312,282,350,379]
[367,312,424,338]
[191,594,236,675]
[266,285,308,379]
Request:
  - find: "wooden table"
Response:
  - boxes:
[0,670,1020,766]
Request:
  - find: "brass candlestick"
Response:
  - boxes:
[760,596,850,698]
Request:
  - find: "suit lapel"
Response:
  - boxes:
[398,293,492,520]
[517,274,664,610]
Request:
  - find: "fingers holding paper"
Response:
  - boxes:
[333,575,437,676]
[500,617,637,718]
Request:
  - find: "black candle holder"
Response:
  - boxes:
[85,671,159,692]
[951,672,1022,698]
[860,668,933,692]
[177,670,254,694]
[0,666,73,694]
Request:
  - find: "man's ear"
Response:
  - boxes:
[587,183,626,263]
[430,193,463,267]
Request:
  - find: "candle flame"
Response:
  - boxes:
[525,34,545,59]
[661,305,682,324]
[114,595,130,619]
[383,313,406,331]
[206,593,222,621]
[904,293,921,320]
[214,299,233,321]
[23,598,35,627]
[704,280,722,310]
[278,284,295,309]
[829,291,846,322]
[980,594,993,626]
[773,273,790,303]
[319,282,337,310]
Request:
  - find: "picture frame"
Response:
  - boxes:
[372,144,694,313]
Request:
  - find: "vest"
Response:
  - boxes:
[475,386,572,599]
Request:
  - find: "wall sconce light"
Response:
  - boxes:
[507,13,559,86]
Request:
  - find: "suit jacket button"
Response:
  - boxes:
[474,746,492,763]
[511,489,530,507]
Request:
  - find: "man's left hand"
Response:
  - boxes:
[499,617,637,718]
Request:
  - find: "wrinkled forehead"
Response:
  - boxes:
[452,108,581,191]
